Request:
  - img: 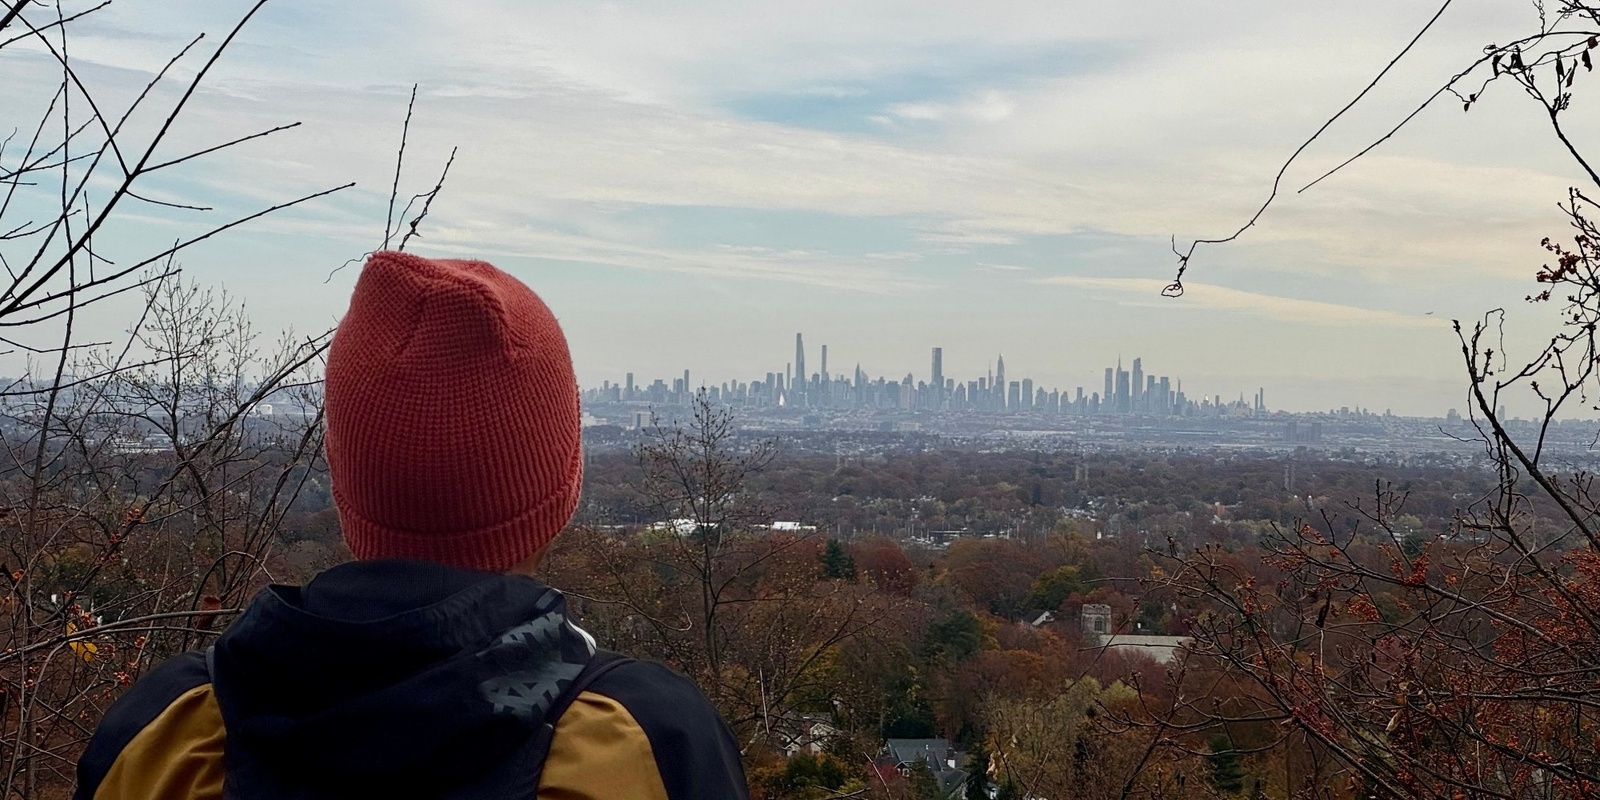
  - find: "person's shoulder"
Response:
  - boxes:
[553,657,748,800]
[585,658,721,726]
[76,650,217,800]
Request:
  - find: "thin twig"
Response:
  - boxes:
[382,84,418,250]
[1166,0,1457,297]
[396,146,455,251]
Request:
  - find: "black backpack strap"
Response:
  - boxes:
[527,649,635,787]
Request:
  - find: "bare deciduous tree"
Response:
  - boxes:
[1156,4,1600,798]
[0,3,455,795]
[0,273,327,798]
[546,392,897,753]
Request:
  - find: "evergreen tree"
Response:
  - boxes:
[1024,565,1082,611]
[908,758,943,800]
[923,610,982,664]
[963,749,991,800]
[758,752,853,798]
[821,538,856,579]
[1206,735,1246,795]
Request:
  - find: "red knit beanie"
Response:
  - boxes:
[324,251,583,572]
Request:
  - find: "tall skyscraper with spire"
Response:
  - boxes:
[995,355,1006,408]
[793,333,806,406]
[1115,357,1130,413]
[931,348,943,406]
[1131,357,1143,411]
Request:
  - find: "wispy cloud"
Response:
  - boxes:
[419,225,922,294]
[887,90,1016,123]
[1034,276,1438,329]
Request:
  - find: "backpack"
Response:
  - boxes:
[76,647,638,800]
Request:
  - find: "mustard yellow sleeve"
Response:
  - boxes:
[94,685,225,800]
[538,691,671,800]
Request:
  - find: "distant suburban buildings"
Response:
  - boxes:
[1081,603,1191,665]
[776,712,838,759]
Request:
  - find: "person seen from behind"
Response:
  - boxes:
[73,251,750,799]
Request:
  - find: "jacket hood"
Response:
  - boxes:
[210,559,594,797]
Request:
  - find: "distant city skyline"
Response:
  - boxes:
[572,328,1467,417]
[584,333,1292,418]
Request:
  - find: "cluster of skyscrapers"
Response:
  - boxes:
[584,334,1269,418]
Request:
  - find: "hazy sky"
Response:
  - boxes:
[7,0,1597,415]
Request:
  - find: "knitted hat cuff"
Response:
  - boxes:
[337,443,583,573]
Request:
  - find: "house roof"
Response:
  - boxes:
[934,767,970,796]
[884,738,954,767]
[883,739,970,798]
[1101,635,1192,664]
